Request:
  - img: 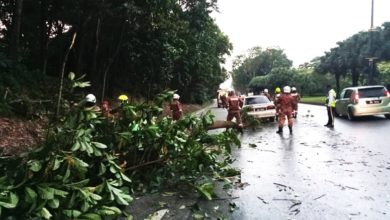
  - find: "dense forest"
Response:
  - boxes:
[0,0,232,106]
[0,1,243,219]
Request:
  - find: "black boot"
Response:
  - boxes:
[276,127,283,134]
[288,126,293,134]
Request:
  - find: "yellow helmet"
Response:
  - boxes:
[118,94,128,102]
[275,87,281,93]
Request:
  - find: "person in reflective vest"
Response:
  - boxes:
[273,87,282,119]
[170,93,183,121]
[275,86,296,134]
[226,90,243,128]
[324,85,336,128]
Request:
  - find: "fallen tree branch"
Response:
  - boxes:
[125,157,167,171]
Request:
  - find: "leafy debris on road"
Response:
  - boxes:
[313,194,326,200]
[257,196,269,204]
[273,182,294,191]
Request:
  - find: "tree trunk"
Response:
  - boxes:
[335,73,340,94]
[101,22,126,102]
[351,68,359,86]
[55,32,77,118]
[10,0,24,61]
[91,17,101,96]
[208,120,238,130]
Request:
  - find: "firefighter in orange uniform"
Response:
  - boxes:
[275,86,296,134]
[170,93,183,121]
[226,90,243,128]
[291,87,301,118]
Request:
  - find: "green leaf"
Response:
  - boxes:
[48,198,60,208]
[0,192,19,208]
[37,186,54,200]
[195,182,214,200]
[63,209,82,218]
[65,179,90,187]
[97,206,122,216]
[81,213,102,220]
[28,160,42,172]
[53,158,62,170]
[38,207,52,219]
[98,163,106,175]
[68,72,75,80]
[25,187,37,203]
[92,142,107,149]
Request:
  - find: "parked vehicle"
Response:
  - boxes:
[242,95,276,122]
[335,85,390,120]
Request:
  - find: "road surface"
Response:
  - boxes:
[210,103,390,220]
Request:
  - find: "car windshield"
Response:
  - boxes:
[245,96,270,105]
[358,87,387,98]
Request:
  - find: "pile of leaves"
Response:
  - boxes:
[0,91,240,219]
[0,117,46,155]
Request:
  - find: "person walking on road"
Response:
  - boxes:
[324,85,336,128]
[275,86,296,134]
[291,87,300,118]
[226,90,243,129]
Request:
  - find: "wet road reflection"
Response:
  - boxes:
[210,103,390,219]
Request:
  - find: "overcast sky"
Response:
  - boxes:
[212,0,390,70]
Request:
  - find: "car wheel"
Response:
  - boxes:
[385,114,390,119]
[269,117,275,122]
[347,108,355,121]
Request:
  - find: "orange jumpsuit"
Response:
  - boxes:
[227,95,243,127]
[275,93,296,128]
[170,100,183,120]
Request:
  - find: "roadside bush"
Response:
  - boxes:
[0,91,240,219]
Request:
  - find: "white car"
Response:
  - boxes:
[335,85,390,120]
[242,95,276,122]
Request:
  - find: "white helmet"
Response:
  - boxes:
[291,87,297,92]
[85,94,96,103]
[283,86,291,94]
[173,93,180,99]
[264,89,269,93]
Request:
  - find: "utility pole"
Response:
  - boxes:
[367,0,377,85]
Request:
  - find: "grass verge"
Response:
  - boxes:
[300,96,326,105]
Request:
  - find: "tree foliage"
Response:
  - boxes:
[0,89,240,219]
[232,47,292,93]
[0,0,231,104]
[315,22,390,89]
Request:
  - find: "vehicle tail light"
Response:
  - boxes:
[267,105,275,110]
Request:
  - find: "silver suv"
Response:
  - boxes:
[335,85,390,120]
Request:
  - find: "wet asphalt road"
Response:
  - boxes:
[209,103,390,220]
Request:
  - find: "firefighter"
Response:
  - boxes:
[220,91,228,108]
[101,100,111,117]
[291,87,301,118]
[110,94,129,115]
[84,94,101,112]
[170,93,183,121]
[275,86,296,134]
[262,88,272,101]
[274,87,282,120]
[226,90,243,129]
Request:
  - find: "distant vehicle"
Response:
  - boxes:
[242,95,276,122]
[335,85,390,120]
